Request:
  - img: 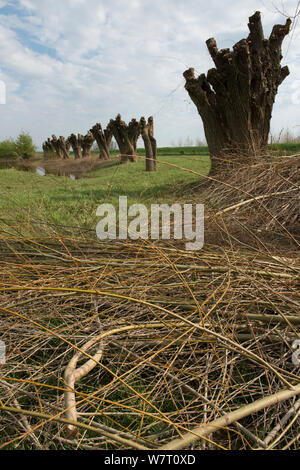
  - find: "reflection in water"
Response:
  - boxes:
[36,167,46,176]
[1,161,79,179]
[35,167,77,179]
[0,159,115,179]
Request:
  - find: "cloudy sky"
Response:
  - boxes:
[0,0,300,148]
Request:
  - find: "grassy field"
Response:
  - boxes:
[0,141,298,234]
[0,153,210,232]
[269,142,300,154]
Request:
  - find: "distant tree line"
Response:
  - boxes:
[171,137,207,147]
[269,128,300,144]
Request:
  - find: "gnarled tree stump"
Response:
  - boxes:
[183,11,291,175]
[51,135,63,159]
[140,116,157,172]
[109,114,141,163]
[60,136,71,160]
[42,138,55,158]
[50,135,70,159]
[81,131,95,159]
[90,123,113,160]
[68,134,83,159]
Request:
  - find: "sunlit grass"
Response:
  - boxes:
[0,154,210,231]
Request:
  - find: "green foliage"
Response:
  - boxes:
[0,132,37,160]
[0,139,18,159]
[15,132,37,159]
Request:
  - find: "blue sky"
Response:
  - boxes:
[0,0,299,148]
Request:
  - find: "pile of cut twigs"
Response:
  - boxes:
[195,155,300,250]
[0,229,299,450]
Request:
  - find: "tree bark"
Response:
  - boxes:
[42,138,55,158]
[81,131,95,159]
[90,123,112,160]
[140,116,157,171]
[183,11,291,175]
[50,135,70,159]
[60,136,71,159]
[51,135,63,159]
[109,114,141,163]
[68,134,83,159]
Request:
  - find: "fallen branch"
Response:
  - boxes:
[215,189,298,216]
[159,382,300,450]
[0,405,149,450]
[64,335,104,437]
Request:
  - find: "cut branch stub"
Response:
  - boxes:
[109,114,141,163]
[68,134,83,159]
[140,116,157,172]
[183,11,291,175]
[90,123,112,160]
[81,131,95,158]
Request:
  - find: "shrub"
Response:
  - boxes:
[0,139,18,159]
[15,132,37,159]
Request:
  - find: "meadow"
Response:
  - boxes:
[1,141,299,234]
[0,152,210,233]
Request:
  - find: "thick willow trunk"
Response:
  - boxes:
[183,11,291,175]
[50,135,62,159]
[42,138,55,158]
[60,136,70,159]
[68,134,82,159]
[90,123,112,160]
[81,132,95,158]
[140,116,157,172]
[50,135,70,159]
[109,114,140,163]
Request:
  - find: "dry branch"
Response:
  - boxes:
[160,382,300,450]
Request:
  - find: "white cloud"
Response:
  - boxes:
[0,0,299,147]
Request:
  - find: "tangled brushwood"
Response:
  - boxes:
[197,155,300,250]
[0,155,299,450]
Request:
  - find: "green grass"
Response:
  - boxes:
[269,142,300,154]
[0,154,210,232]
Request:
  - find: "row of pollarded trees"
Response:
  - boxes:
[42,115,157,171]
[42,129,109,161]
[42,13,290,177]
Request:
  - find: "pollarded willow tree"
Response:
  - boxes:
[80,131,95,158]
[90,123,113,160]
[140,116,157,172]
[68,134,83,159]
[51,135,70,160]
[183,11,291,175]
[42,138,55,158]
[109,114,141,163]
